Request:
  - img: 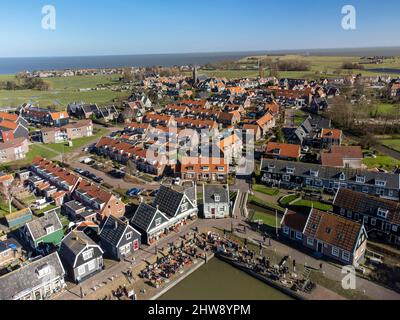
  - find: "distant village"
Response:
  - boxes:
[0,62,400,301]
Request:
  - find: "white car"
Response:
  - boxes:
[173,178,181,185]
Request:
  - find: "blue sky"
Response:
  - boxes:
[0,0,399,57]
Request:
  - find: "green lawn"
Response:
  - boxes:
[279,194,300,206]
[248,195,286,214]
[251,211,280,228]
[294,109,308,126]
[44,128,108,153]
[291,199,333,212]
[0,200,17,219]
[380,139,400,153]
[252,184,279,196]
[0,74,128,108]
[363,154,400,170]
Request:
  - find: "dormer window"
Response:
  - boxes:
[356,176,366,184]
[310,170,319,177]
[339,173,346,181]
[377,208,389,219]
[268,165,275,173]
[37,265,51,278]
[375,180,386,187]
[82,248,94,261]
[202,166,209,172]
[214,194,221,202]
[46,225,54,235]
[272,148,281,155]
[286,167,295,174]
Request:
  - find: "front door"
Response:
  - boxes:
[290,230,295,240]
[211,208,216,218]
[317,242,323,253]
[133,239,139,251]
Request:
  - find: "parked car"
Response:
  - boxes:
[173,177,181,185]
[126,188,142,197]
[74,168,85,175]
[108,170,125,179]
[92,177,104,184]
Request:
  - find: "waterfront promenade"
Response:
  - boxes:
[53,214,400,301]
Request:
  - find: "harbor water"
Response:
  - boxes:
[159,258,293,300]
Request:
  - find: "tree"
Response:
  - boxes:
[0,179,21,215]
[121,68,134,83]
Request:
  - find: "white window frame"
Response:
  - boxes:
[77,265,86,276]
[87,259,96,272]
[342,251,351,262]
[82,248,94,261]
[377,208,388,219]
[125,232,133,241]
[283,227,289,235]
[181,202,189,212]
[371,218,377,226]
[155,218,162,227]
[296,232,303,240]
[332,246,339,257]
[307,237,314,246]
[393,225,398,232]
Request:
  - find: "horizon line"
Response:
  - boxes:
[1,45,400,59]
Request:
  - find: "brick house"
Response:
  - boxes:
[302,209,367,266]
[333,188,400,245]
[261,159,400,200]
[0,138,29,164]
[73,180,125,221]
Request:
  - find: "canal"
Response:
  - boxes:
[159,258,293,300]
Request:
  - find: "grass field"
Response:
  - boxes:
[252,184,280,196]
[363,153,400,170]
[251,211,280,228]
[0,200,17,219]
[291,198,333,212]
[0,75,129,108]
[380,139,400,152]
[240,55,400,79]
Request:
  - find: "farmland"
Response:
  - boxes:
[0,74,129,108]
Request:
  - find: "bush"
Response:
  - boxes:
[342,62,365,70]
[277,59,311,71]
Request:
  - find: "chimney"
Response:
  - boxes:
[114,219,119,230]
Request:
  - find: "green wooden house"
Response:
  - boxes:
[23,210,64,251]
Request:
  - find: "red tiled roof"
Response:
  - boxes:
[50,111,69,120]
[243,124,260,134]
[0,112,18,122]
[256,113,274,128]
[321,153,344,167]
[0,120,17,130]
[63,120,92,129]
[175,117,218,129]
[144,112,174,123]
[32,156,80,187]
[180,157,228,174]
[304,209,363,252]
[321,129,342,140]
[330,146,363,159]
[76,180,113,204]
[266,142,301,159]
